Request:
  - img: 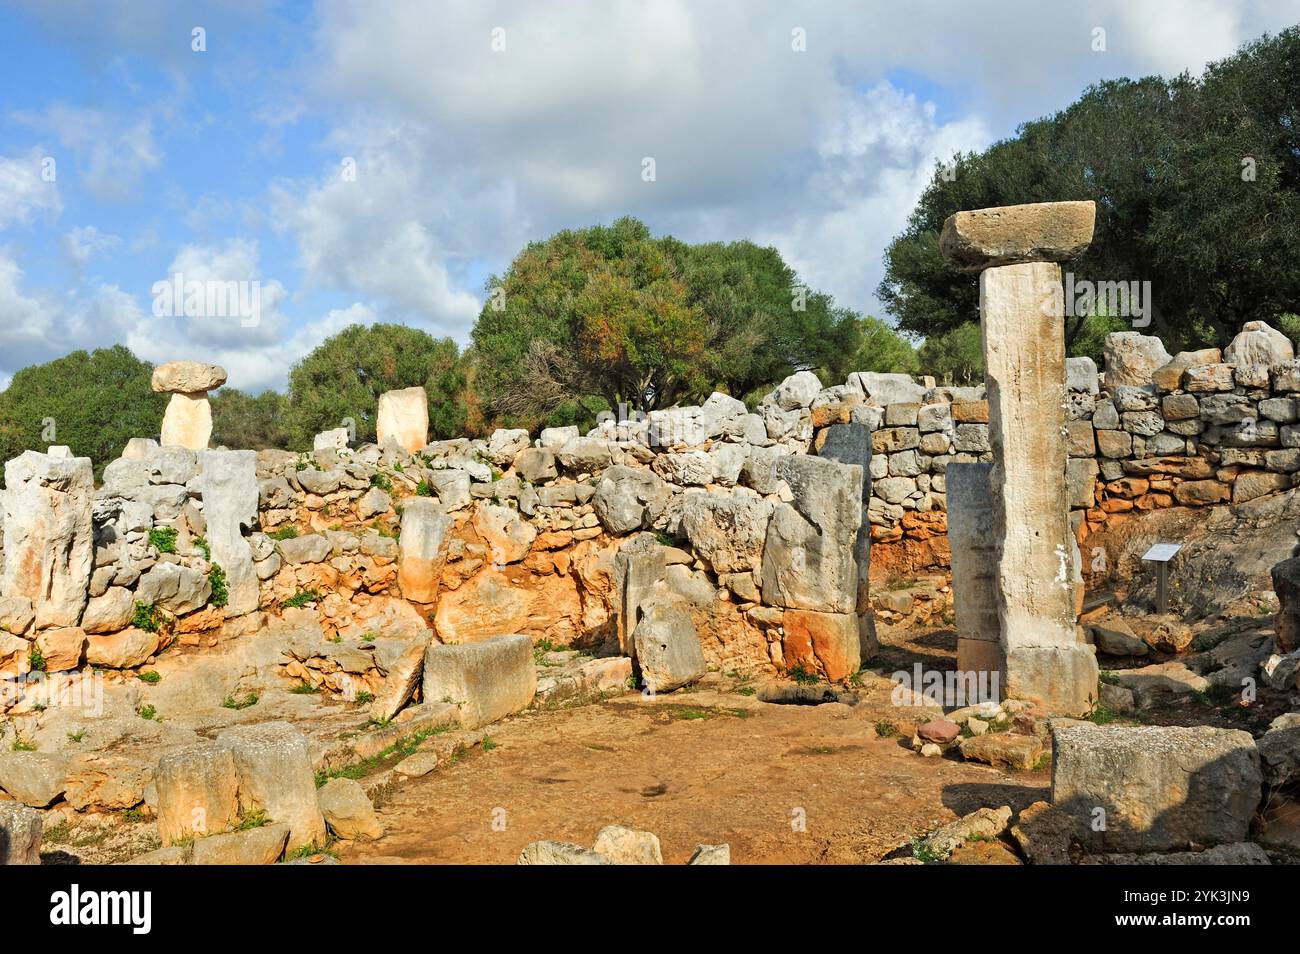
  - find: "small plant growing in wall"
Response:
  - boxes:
[208,564,229,609]
[281,589,321,610]
[415,479,433,497]
[786,663,819,686]
[132,601,163,633]
[370,472,393,491]
[28,644,45,673]
[269,526,299,541]
[194,535,211,560]
[148,527,179,554]
[137,704,160,722]
[136,671,161,684]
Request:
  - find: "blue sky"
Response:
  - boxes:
[1,0,1296,393]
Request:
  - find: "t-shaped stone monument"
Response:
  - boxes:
[940,200,1099,715]
[153,360,227,450]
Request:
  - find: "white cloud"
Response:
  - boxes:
[62,225,121,268]
[0,148,61,230]
[16,106,161,200]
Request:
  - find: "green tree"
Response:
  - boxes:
[847,316,919,375]
[918,323,984,386]
[879,27,1300,354]
[286,324,466,448]
[471,216,862,430]
[211,388,290,450]
[0,346,165,478]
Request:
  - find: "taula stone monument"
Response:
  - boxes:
[153,360,227,450]
[941,200,1099,715]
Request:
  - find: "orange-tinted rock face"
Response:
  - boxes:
[781,609,859,681]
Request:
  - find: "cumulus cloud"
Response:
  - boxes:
[15,106,161,200]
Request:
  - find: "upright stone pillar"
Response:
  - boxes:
[817,421,875,657]
[948,462,999,678]
[940,201,1099,715]
[2,451,94,628]
[197,450,259,616]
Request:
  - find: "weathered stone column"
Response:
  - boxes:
[2,451,94,629]
[817,421,876,658]
[940,201,1099,715]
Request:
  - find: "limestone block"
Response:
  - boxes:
[1102,332,1172,391]
[423,634,536,728]
[155,743,241,845]
[197,449,259,615]
[1052,724,1261,853]
[633,597,706,692]
[152,360,227,393]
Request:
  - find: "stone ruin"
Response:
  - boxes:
[1,201,1299,865]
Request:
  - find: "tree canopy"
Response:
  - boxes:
[879,27,1300,356]
[285,323,466,448]
[211,388,290,450]
[0,345,165,477]
[470,216,864,431]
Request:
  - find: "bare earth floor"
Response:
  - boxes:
[342,687,1049,865]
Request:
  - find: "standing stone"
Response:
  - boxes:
[979,261,1097,715]
[1272,557,1300,652]
[2,451,94,629]
[817,422,874,655]
[197,450,259,615]
[948,462,1001,680]
[759,455,862,615]
[376,387,429,454]
[397,499,453,604]
[613,535,667,659]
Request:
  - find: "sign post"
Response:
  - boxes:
[1141,542,1182,614]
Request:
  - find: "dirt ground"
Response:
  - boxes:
[341,673,1048,865]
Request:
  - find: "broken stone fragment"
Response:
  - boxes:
[687,843,731,865]
[517,840,611,864]
[317,777,384,840]
[939,200,1095,272]
[423,634,536,728]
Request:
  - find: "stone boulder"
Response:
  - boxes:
[85,628,160,669]
[592,824,663,864]
[769,370,823,411]
[2,451,94,628]
[189,824,290,865]
[423,635,536,728]
[1225,320,1294,373]
[155,743,241,845]
[518,841,611,864]
[1103,332,1172,391]
[688,844,731,864]
[592,466,671,535]
[0,752,68,807]
[939,200,1095,271]
[1051,724,1261,853]
[376,386,429,454]
[317,777,383,840]
[632,595,706,692]
[847,371,928,407]
[486,428,530,467]
[1272,557,1300,653]
[473,503,536,565]
[135,563,211,614]
[0,803,42,865]
[679,493,771,575]
[216,722,327,852]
